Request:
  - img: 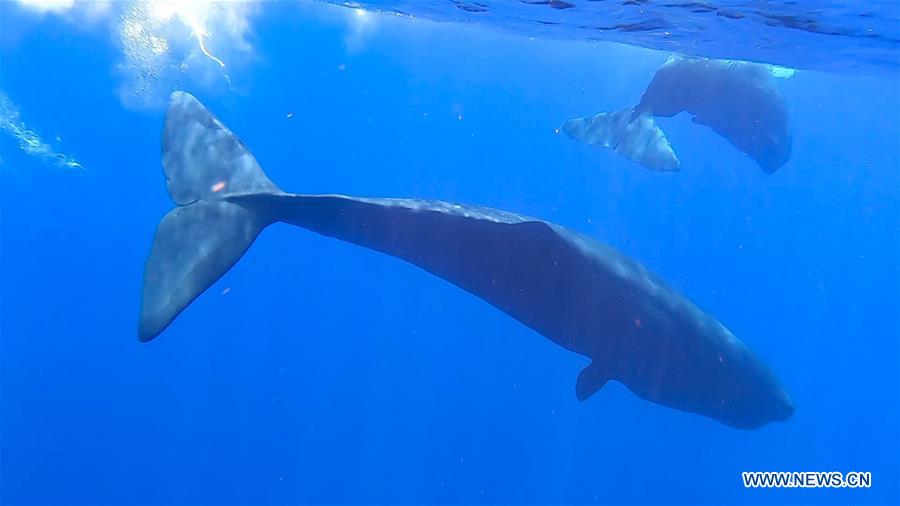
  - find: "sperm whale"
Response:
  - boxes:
[139,91,793,429]
[563,56,792,173]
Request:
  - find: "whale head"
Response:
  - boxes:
[696,321,795,429]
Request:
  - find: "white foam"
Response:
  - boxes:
[0,90,83,170]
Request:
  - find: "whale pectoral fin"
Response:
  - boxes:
[575,361,611,401]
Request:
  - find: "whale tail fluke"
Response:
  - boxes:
[139,92,280,342]
[561,109,680,172]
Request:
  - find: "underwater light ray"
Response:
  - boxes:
[115,0,253,107]
[149,0,228,68]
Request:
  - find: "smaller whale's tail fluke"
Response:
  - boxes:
[139,92,281,342]
[561,109,680,172]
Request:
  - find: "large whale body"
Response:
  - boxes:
[140,92,793,429]
[564,57,792,174]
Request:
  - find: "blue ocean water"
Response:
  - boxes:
[0,2,898,505]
